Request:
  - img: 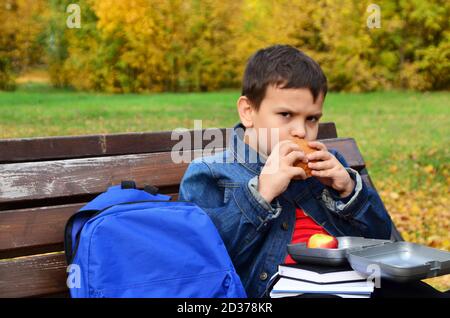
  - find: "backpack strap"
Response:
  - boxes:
[143,184,159,195]
[121,180,137,189]
[121,180,161,196]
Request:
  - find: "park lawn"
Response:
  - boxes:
[1,84,448,187]
[1,84,449,290]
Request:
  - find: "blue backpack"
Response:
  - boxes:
[64,181,247,298]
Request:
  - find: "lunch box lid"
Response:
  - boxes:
[287,237,450,282]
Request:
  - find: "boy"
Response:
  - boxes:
[178,45,393,298]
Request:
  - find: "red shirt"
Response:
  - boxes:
[284,208,330,264]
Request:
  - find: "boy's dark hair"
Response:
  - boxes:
[241,44,328,110]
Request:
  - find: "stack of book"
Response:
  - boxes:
[269,263,374,298]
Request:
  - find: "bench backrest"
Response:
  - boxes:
[0,123,400,297]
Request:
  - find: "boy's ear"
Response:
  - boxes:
[237,96,255,128]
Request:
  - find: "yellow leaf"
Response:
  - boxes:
[423,165,434,174]
[389,165,398,173]
[389,192,400,200]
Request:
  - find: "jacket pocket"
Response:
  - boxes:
[218,182,240,205]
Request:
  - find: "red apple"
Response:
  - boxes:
[307,234,338,249]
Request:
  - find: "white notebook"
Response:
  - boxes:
[278,263,367,284]
[271,277,374,295]
[270,292,371,299]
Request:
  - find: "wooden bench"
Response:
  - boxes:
[0,122,403,297]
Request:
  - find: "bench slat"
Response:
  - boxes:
[0,204,77,258]
[0,129,225,164]
[0,253,67,298]
[0,151,204,206]
[0,123,337,163]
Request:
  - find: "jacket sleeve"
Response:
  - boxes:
[178,159,281,267]
[319,149,393,239]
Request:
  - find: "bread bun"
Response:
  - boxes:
[291,138,316,178]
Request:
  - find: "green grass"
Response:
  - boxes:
[322,91,450,189]
[0,83,242,137]
[1,83,449,189]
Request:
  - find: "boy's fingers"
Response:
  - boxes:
[278,140,301,156]
[311,166,337,178]
[307,150,332,161]
[285,150,306,166]
[308,159,334,171]
[311,169,330,178]
[290,167,307,180]
[307,141,327,151]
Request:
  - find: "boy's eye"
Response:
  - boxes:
[279,112,291,118]
[307,116,319,122]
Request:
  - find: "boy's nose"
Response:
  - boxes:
[291,126,306,139]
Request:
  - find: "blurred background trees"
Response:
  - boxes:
[0,0,48,90]
[1,0,449,92]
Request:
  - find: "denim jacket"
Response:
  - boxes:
[178,123,393,298]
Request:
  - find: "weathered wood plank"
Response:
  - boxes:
[0,253,68,298]
[0,203,77,258]
[0,123,337,163]
[0,129,226,164]
[0,151,205,205]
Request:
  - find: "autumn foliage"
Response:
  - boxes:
[1,0,449,92]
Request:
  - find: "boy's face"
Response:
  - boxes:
[238,85,324,156]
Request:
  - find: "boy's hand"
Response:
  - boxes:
[258,140,309,203]
[305,141,355,198]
